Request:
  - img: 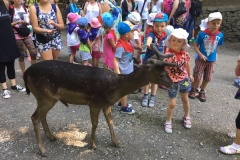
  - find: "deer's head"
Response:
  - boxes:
[144,44,177,87]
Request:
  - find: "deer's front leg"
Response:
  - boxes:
[32,109,47,157]
[103,106,120,148]
[89,106,101,149]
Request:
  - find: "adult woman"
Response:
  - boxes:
[29,0,64,60]
[168,0,191,29]
[10,0,37,74]
[0,0,26,99]
[121,0,135,21]
[83,0,102,23]
[137,0,150,31]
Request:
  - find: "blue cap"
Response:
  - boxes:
[153,13,168,23]
[102,12,114,28]
[118,21,138,35]
[77,17,88,27]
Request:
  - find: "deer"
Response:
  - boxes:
[23,44,176,156]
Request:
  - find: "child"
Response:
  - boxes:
[77,17,92,66]
[89,17,101,67]
[163,28,194,134]
[219,56,240,154]
[102,12,116,71]
[114,21,138,114]
[67,13,80,63]
[188,12,224,102]
[127,12,142,63]
[141,13,168,108]
[234,55,240,88]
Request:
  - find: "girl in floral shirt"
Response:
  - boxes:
[163,28,194,134]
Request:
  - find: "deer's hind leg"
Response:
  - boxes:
[102,106,119,147]
[31,98,57,156]
[89,106,101,149]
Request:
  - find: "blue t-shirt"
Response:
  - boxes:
[115,47,134,74]
[69,2,80,14]
[144,31,167,63]
[195,31,224,62]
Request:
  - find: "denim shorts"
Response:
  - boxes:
[168,78,192,98]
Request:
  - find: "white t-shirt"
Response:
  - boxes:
[137,0,151,20]
[85,2,100,23]
[151,0,163,13]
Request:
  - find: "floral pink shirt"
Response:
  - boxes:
[164,49,190,82]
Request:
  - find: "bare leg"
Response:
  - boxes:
[89,107,101,149]
[166,98,176,122]
[150,83,158,95]
[52,49,60,60]
[92,58,99,67]
[82,60,89,66]
[234,129,240,144]
[70,54,75,63]
[201,80,208,91]
[9,79,16,87]
[1,82,7,90]
[18,59,25,74]
[40,49,53,61]
[119,95,127,108]
[181,93,190,118]
[143,84,150,94]
[102,106,119,147]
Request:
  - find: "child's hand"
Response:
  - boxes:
[74,27,79,32]
[200,54,207,61]
[189,75,194,82]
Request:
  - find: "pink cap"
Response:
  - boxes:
[67,13,79,23]
[89,18,101,28]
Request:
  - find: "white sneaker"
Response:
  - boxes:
[1,90,11,99]
[12,84,26,92]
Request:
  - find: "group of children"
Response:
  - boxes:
[66,10,226,136]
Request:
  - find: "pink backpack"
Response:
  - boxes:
[163,0,173,16]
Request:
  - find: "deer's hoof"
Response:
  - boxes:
[89,143,97,150]
[39,146,47,157]
[48,135,57,142]
[113,142,121,148]
[47,134,57,142]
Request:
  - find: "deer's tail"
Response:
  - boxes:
[23,73,30,95]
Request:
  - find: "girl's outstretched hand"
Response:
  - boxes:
[189,75,194,83]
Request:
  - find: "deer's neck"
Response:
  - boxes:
[116,66,151,97]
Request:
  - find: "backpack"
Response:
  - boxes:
[189,0,202,18]
[9,5,30,37]
[9,4,28,22]
[163,0,173,16]
[34,3,57,17]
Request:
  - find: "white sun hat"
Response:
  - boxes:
[208,12,222,22]
[199,18,208,31]
[127,12,141,25]
[147,13,157,26]
[164,28,190,51]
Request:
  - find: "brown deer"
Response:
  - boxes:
[24,44,176,156]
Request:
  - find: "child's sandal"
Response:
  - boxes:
[220,144,240,154]
[164,122,172,134]
[183,117,192,129]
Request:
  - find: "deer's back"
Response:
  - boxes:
[24,60,120,105]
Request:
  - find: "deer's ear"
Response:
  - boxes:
[162,61,178,67]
